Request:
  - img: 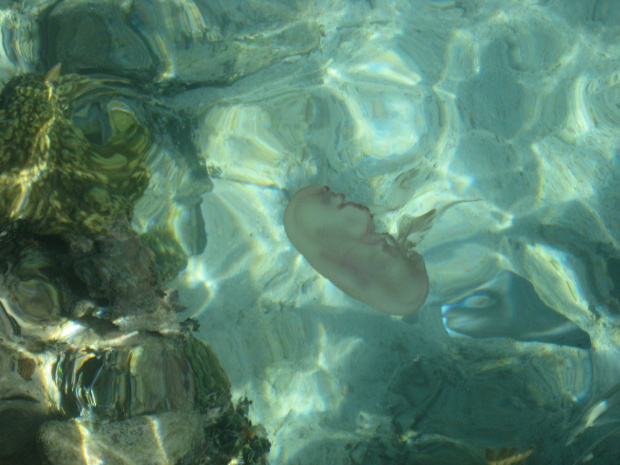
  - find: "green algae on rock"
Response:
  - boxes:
[182,335,231,413]
[140,228,189,283]
[0,66,150,235]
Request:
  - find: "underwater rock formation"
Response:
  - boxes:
[40,0,321,88]
[0,69,270,465]
[0,66,149,236]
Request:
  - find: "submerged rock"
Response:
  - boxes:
[0,221,270,464]
[39,411,206,465]
[0,67,150,236]
[0,67,271,464]
[140,228,189,284]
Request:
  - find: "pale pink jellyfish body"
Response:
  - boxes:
[283,185,429,315]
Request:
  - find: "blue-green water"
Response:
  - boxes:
[1,1,620,464]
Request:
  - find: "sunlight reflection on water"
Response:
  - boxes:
[2,0,620,464]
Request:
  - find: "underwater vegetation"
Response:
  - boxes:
[140,228,189,284]
[0,65,150,236]
[0,68,269,465]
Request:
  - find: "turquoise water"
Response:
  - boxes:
[1,0,620,464]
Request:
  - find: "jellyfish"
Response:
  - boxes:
[283,185,429,315]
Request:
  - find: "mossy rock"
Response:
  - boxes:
[140,228,189,283]
[0,68,150,236]
[182,336,231,413]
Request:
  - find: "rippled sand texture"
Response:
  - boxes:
[2,0,620,464]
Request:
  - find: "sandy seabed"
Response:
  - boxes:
[169,1,620,464]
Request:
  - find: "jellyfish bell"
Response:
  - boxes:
[283,185,429,315]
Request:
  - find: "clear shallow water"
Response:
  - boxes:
[1,0,620,464]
